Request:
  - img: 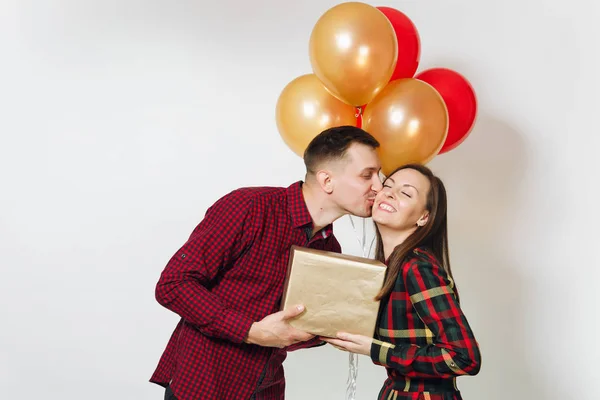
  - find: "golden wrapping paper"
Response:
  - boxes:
[280,245,387,338]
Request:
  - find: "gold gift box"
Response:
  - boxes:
[280,245,387,338]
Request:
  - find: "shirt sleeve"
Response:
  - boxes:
[154,191,256,344]
[285,337,327,352]
[370,258,481,378]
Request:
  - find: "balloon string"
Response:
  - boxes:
[348,215,375,258]
[346,215,375,400]
[346,352,359,400]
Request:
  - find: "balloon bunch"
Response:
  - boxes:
[276,2,477,176]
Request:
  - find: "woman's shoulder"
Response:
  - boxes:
[402,247,443,274]
[405,246,437,264]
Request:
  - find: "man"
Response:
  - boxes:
[150,126,382,399]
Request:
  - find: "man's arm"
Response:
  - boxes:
[155,191,256,343]
[155,190,314,347]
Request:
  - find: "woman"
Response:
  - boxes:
[324,164,481,399]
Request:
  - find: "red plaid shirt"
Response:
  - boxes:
[150,182,341,400]
[370,248,481,400]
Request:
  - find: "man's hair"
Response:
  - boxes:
[303,125,380,174]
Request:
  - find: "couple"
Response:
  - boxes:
[150,126,481,400]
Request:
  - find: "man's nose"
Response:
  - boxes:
[372,176,383,192]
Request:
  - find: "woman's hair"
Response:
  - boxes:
[374,164,459,302]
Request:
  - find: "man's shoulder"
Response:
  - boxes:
[216,185,288,207]
[226,185,286,199]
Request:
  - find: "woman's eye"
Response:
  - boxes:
[383,184,392,189]
[401,191,412,198]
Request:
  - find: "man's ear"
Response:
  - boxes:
[316,170,333,194]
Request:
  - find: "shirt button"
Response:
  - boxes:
[180,253,186,259]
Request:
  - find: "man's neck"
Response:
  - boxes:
[301,180,344,235]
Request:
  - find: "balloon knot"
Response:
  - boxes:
[354,106,363,118]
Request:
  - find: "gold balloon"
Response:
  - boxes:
[276,74,358,157]
[362,79,449,176]
[309,2,397,106]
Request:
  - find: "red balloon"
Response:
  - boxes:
[377,7,420,80]
[415,68,477,154]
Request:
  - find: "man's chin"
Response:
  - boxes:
[353,209,372,218]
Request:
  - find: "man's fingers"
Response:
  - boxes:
[290,330,314,342]
[297,332,315,342]
[281,305,305,320]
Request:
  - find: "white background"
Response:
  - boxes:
[1,1,598,399]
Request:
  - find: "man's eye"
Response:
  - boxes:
[383,184,392,189]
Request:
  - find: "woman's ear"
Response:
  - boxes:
[416,212,429,227]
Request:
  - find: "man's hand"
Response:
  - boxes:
[245,305,314,348]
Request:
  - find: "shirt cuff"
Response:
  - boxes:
[370,339,395,366]
[286,337,326,352]
[211,308,255,344]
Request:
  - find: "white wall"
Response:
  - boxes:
[1,1,598,399]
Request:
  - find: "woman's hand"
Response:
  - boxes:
[322,332,373,356]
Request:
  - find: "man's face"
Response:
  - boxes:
[329,143,383,217]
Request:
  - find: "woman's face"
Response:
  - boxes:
[372,168,431,231]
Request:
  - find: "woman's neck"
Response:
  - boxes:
[379,225,416,260]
